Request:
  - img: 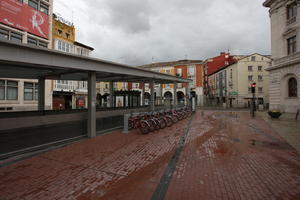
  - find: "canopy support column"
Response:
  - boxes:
[150,80,155,112]
[173,82,177,107]
[38,77,45,111]
[185,82,190,106]
[109,81,114,107]
[88,71,96,138]
[141,82,145,106]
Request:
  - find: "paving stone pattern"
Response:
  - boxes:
[0,111,299,200]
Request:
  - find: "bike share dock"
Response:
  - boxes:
[0,40,192,159]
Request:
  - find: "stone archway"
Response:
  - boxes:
[177,91,185,105]
[164,91,173,106]
[144,92,151,105]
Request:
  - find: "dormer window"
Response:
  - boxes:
[287,2,297,25]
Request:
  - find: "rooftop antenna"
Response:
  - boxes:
[71,10,74,26]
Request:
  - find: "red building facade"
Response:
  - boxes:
[203,52,237,97]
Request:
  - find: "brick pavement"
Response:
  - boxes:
[0,111,299,200]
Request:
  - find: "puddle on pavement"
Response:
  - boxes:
[248,139,292,150]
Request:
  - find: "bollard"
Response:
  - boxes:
[123,114,131,133]
[192,97,196,112]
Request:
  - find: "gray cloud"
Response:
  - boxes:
[54,0,270,66]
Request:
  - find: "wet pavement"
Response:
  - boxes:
[0,111,299,200]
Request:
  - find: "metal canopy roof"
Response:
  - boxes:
[0,40,191,84]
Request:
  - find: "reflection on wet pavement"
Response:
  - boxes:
[0,111,299,200]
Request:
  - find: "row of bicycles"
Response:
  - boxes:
[128,107,193,134]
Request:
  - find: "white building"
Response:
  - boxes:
[264,0,300,113]
[0,0,53,111]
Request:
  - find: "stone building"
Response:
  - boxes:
[139,60,203,106]
[264,0,300,113]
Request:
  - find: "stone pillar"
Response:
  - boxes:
[109,81,114,107]
[38,77,45,111]
[88,71,96,138]
[173,82,177,107]
[150,80,155,111]
[185,82,190,106]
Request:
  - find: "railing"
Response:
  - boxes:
[54,83,74,91]
[287,16,296,25]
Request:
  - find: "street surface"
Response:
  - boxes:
[0,111,299,200]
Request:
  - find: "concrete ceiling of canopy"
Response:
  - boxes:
[0,40,192,84]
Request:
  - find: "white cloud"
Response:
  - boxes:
[54,0,270,65]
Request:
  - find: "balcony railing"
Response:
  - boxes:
[54,83,74,91]
[287,16,296,25]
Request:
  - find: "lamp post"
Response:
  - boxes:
[251,82,256,118]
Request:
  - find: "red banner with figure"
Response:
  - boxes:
[0,0,49,39]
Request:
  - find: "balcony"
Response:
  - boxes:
[287,16,296,25]
[54,83,74,91]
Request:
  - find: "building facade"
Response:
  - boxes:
[203,52,237,105]
[0,0,53,111]
[138,60,203,106]
[264,0,300,113]
[51,13,94,110]
[206,53,271,108]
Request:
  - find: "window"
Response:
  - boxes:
[58,29,62,35]
[62,42,65,51]
[288,77,297,97]
[251,56,256,61]
[58,40,62,50]
[258,75,263,81]
[258,87,263,93]
[176,68,182,77]
[39,41,47,48]
[10,32,22,43]
[230,69,232,79]
[0,80,18,100]
[66,33,70,39]
[287,36,297,55]
[248,75,253,81]
[258,66,262,71]
[28,0,38,10]
[24,82,38,101]
[66,43,70,52]
[248,66,253,71]
[28,37,37,46]
[0,28,9,40]
[40,3,48,15]
[287,2,297,25]
[105,84,108,89]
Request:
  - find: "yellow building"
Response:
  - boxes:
[51,13,94,110]
[52,13,75,53]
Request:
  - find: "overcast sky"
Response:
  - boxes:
[54,0,270,66]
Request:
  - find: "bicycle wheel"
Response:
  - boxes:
[148,119,156,132]
[166,116,173,127]
[159,118,167,129]
[128,119,134,129]
[154,118,161,130]
[172,115,178,123]
[139,120,150,134]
